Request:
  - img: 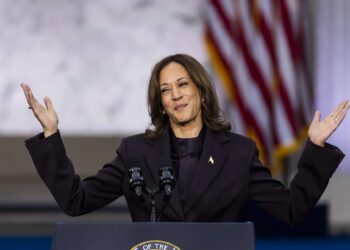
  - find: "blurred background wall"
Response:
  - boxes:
[0,0,349,239]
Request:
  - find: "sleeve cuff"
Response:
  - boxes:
[25,131,60,148]
[25,130,67,159]
[300,140,345,178]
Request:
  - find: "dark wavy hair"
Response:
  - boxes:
[146,54,231,138]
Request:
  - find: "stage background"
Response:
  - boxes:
[0,0,349,237]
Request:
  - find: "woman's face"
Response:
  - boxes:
[159,62,202,128]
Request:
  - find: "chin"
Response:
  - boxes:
[173,117,194,126]
[169,111,201,127]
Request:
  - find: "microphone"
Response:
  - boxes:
[159,157,175,196]
[128,159,145,200]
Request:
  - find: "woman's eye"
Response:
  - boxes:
[179,82,188,87]
[161,88,169,93]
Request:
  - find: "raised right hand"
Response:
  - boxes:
[21,83,59,137]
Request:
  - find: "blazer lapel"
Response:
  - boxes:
[184,129,229,214]
[143,129,184,220]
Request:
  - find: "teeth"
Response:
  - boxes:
[175,104,186,110]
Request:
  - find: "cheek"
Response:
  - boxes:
[194,98,201,111]
[192,93,201,109]
[161,96,171,110]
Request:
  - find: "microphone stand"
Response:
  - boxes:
[145,165,175,222]
[129,158,175,223]
[147,189,158,223]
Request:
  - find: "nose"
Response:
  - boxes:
[171,86,182,101]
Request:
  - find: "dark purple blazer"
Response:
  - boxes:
[26,127,344,223]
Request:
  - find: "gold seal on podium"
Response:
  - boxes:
[130,240,181,250]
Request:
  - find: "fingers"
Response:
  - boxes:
[334,100,350,125]
[21,83,32,106]
[21,83,45,115]
[28,88,39,112]
[328,101,345,119]
[21,83,38,110]
[345,100,350,111]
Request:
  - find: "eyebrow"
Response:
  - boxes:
[160,77,188,86]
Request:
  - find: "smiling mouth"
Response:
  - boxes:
[174,104,187,111]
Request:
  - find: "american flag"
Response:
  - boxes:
[205,0,313,172]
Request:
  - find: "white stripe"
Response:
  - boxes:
[219,0,235,21]
[238,0,255,42]
[258,0,274,26]
[211,70,246,132]
[276,23,298,110]
[298,64,313,122]
[275,96,295,145]
[285,0,301,34]
[227,101,245,134]
[206,5,234,65]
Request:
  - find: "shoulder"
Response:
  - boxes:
[118,132,157,150]
[216,130,258,158]
[114,133,150,159]
[222,131,256,146]
[119,133,149,147]
[122,133,147,142]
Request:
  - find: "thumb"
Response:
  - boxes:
[44,96,54,111]
[312,110,321,124]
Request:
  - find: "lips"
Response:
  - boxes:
[174,104,187,111]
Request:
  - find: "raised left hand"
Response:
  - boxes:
[308,100,350,147]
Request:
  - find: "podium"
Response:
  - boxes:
[51,222,255,250]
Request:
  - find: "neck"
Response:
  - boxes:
[170,121,203,138]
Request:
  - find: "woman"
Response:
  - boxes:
[22,54,348,223]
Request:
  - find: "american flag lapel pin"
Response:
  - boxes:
[208,156,214,165]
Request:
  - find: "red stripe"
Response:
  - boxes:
[298,20,314,117]
[211,0,235,39]
[276,76,298,135]
[280,0,298,65]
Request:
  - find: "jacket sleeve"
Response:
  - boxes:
[25,131,127,216]
[248,140,344,225]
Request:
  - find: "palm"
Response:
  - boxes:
[21,83,59,137]
[308,100,349,146]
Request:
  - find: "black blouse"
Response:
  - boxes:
[170,127,206,203]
